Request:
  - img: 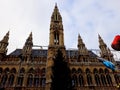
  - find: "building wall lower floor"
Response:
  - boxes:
[1,86,119,90]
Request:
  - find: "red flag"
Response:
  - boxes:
[111,35,120,51]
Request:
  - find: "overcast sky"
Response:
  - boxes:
[0,0,120,59]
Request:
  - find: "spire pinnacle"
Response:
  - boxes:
[77,34,88,55]
[25,32,33,46]
[0,31,9,55]
[1,31,9,43]
[51,3,62,22]
[98,34,106,45]
[78,33,81,39]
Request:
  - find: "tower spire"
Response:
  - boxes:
[49,4,64,47]
[1,31,9,43]
[46,5,66,90]
[22,32,33,61]
[51,4,62,22]
[98,34,114,62]
[77,34,88,55]
[0,31,9,60]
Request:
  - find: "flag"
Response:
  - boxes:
[97,57,115,71]
[111,35,120,51]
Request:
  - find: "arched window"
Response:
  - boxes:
[77,68,82,74]
[93,68,98,74]
[114,74,120,84]
[86,68,91,74]
[10,68,16,73]
[41,78,46,87]
[101,74,107,86]
[8,74,14,86]
[27,74,33,87]
[104,68,109,74]
[72,75,78,87]
[99,68,104,74]
[4,68,9,74]
[20,68,25,73]
[17,75,24,86]
[106,74,112,86]
[79,74,84,86]
[1,74,8,86]
[87,74,92,86]
[28,68,35,73]
[35,68,40,74]
[54,32,59,45]
[71,68,76,74]
[41,68,46,76]
[34,75,39,87]
[94,74,101,86]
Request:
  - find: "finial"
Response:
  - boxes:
[30,32,32,36]
[29,32,33,39]
[55,3,57,7]
[98,33,101,39]
[7,31,10,35]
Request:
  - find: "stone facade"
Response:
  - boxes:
[0,4,120,90]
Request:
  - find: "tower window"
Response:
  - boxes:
[54,32,59,45]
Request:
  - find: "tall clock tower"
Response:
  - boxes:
[46,4,66,90]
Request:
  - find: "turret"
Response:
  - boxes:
[77,34,89,62]
[22,32,33,61]
[77,34,89,55]
[0,31,9,60]
[98,34,114,62]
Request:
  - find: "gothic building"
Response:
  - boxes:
[0,4,120,90]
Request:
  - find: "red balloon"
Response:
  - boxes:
[111,35,120,51]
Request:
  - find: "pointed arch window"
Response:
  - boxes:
[8,74,14,86]
[101,74,107,86]
[94,74,101,86]
[1,74,8,87]
[86,68,91,74]
[17,75,24,86]
[54,32,59,45]
[71,68,77,74]
[77,68,82,74]
[20,68,25,73]
[4,68,9,74]
[87,74,93,86]
[106,74,112,86]
[114,74,120,84]
[10,68,16,73]
[72,75,78,87]
[93,68,98,74]
[104,68,109,74]
[79,74,84,86]
[27,74,33,87]
[42,68,46,75]
[99,68,104,74]
[41,78,46,87]
[34,75,39,87]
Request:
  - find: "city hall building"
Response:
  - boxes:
[0,4,120,90]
